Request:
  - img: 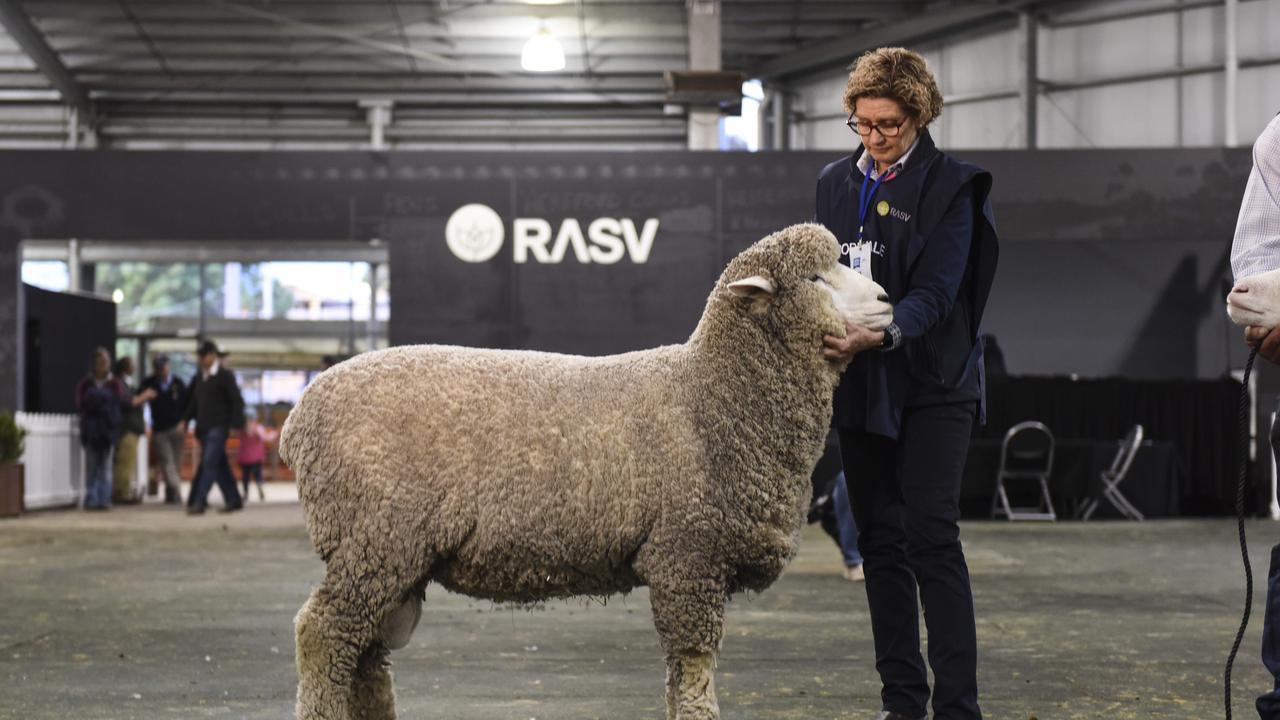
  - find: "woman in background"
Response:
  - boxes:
[110,356,155,504]
[75,348,124,510]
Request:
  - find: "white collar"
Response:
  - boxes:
[204,360,220,379]
[857,135,921,179]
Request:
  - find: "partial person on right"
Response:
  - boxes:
[1226,111,1280,720]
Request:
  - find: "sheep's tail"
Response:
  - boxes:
[279,383,354,562]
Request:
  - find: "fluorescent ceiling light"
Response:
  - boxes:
[521,28,566,72]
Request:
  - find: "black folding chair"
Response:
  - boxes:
[991,421,1057,521]
[1079,424,1145,521]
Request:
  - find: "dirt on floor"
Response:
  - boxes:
[0,500,1272,719]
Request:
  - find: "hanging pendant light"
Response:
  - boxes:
[521,26,566,72]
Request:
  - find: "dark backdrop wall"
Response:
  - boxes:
[0,226,18,412]
[23,285,116,414]
[0,148,1254,386]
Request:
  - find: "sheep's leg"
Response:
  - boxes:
[296,545,428,720]
[350,642,396,720]
[649,583,726,720]
[347,590,425,720]
[295,579,363,720]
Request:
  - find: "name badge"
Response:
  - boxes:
[851,242,873,279]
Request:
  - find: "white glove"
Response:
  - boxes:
[1227,268,1280,328]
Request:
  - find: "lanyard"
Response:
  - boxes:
[856,164,897,244]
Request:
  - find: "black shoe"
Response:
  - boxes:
[186,506,206,516]
[874,712,926,720]
[218,504,243,514]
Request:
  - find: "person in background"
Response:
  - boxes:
[110,356,154,504]
[1226,112,1280,720]
[182,340,245,515]
[830,470,865,581]
[74,348,125,511]
[237,414,277,502]
[142,354,188,505]
[809,429,865,581]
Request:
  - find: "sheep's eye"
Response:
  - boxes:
[809,274,828,285]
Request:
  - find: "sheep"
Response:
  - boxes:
[280,222,893,720]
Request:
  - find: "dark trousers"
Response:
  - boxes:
[240,462,263,498]
[1259,545,1280,719]
[838,402,981,720]
[1259,409,1280,720]
[189,426,242,511]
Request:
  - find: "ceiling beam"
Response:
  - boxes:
[754,0,1051,80]
[79,72,667,93]
[203,0,658,109]
[0,0,95,121]
[210,0,478,74]
[89,89,670,106]
[21,2,920,23]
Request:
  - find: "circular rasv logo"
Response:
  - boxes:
[445,203,504,262]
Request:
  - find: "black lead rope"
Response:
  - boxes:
[1227,345,1260,720]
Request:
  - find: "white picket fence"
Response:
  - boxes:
[14,413,152,510]
[16,412,82,510]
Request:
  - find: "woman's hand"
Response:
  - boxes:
[823,321,885,362]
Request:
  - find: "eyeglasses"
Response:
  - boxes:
[846,116,907,138]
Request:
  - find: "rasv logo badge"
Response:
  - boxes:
[444,203,505,263]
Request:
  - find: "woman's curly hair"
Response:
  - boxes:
[842,47,944,127]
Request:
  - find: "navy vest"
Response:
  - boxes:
[815,130,999,438]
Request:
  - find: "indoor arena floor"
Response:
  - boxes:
[0,487,1271,719]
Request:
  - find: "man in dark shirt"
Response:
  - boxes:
[142,354,188,505]
[181,340,244,514]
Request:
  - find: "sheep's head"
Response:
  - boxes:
[703,223,892,370]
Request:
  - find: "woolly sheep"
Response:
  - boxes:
[280,222,893,720]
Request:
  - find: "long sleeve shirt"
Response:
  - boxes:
[1231,114,1280,282]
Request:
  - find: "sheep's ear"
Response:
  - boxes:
[727,275,775,300]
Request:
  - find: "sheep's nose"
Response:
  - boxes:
[877,293,889,303]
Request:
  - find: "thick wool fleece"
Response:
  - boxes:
[282,222,854,720]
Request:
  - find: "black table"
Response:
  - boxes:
[961,438,1185,519]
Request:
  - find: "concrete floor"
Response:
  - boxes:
[0,490,1274,719]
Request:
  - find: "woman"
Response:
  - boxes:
[816,47,999,720]
[75,348,126,510]
[110,356,155,504]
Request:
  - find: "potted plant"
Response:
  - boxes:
[0,412,27,518]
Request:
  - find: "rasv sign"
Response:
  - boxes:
[445,203,658,265]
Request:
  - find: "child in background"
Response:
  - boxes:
[238,415,278,502]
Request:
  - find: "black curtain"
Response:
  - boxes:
[979,376,1244,515]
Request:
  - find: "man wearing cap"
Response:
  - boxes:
[181,340,245,514]
[141,354,188,505]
